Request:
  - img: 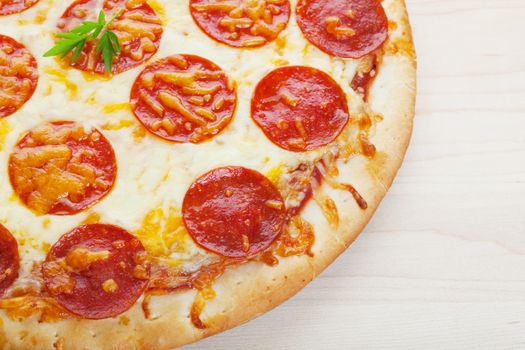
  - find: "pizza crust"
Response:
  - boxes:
[0,0,415,348]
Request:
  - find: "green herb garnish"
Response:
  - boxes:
[44,9,123,73]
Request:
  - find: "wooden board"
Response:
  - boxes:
[183,1,525,348]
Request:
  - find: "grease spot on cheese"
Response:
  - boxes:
[81,72,112,82]
[266,162,286,184]
[13,230,43,251]
[0,296,70,323]
[132,126,147,143]
[101,119,135,131]
[119,315,130,325]
[0,119,12,151]
[366,151,389,183]
[43,66,78,99]
[103,102,131,114]
[42,218,51,228]
[33,9,49,24]
[271,58,289,66]
[386,37,415,58]
[388,20,398,31]
[8,193,19,204]
[135,207,189,258]
[16,19,29,25]
[85,92,97,105]
[41,241,51,253]
[81,212,101,225]
[40,85,52,98]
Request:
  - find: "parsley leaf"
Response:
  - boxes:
[44,9,123,73]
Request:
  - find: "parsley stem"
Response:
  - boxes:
[103,8,124,33]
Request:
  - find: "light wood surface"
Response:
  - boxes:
[183,1,525,348]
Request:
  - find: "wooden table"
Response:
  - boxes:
[183,1,525,348]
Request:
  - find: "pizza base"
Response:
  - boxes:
[0,0,416,348]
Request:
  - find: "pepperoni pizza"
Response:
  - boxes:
[0,0,415,349]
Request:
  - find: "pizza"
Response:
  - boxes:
[0,0,416,349]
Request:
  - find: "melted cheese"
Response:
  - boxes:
[65,248,110,271]
[325,16,355,39]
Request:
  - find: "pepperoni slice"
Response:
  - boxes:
[296,0,388,58]
[0,0,39,16]
[0,225,19,296]
[251,66,349,152]
[0,35,38,119]
[42,224,149,319]
[183,167,286,258]
[131,55,237,143]
[8,121,117,216]
[57,0,163,75]
[190,0,290,48]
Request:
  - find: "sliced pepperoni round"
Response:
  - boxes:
[183,167,286,258]
[8,121,117,216]
[0,0,39,16]
[0,35,38,118]
[42,224,149,319]
[296,0,388,58]
[131,54,237,143]
[190,0,290,48]
[0,225,19,296]
[57,0,163,75]
[251,66,349,152]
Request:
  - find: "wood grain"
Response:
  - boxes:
[183,1,525,348]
